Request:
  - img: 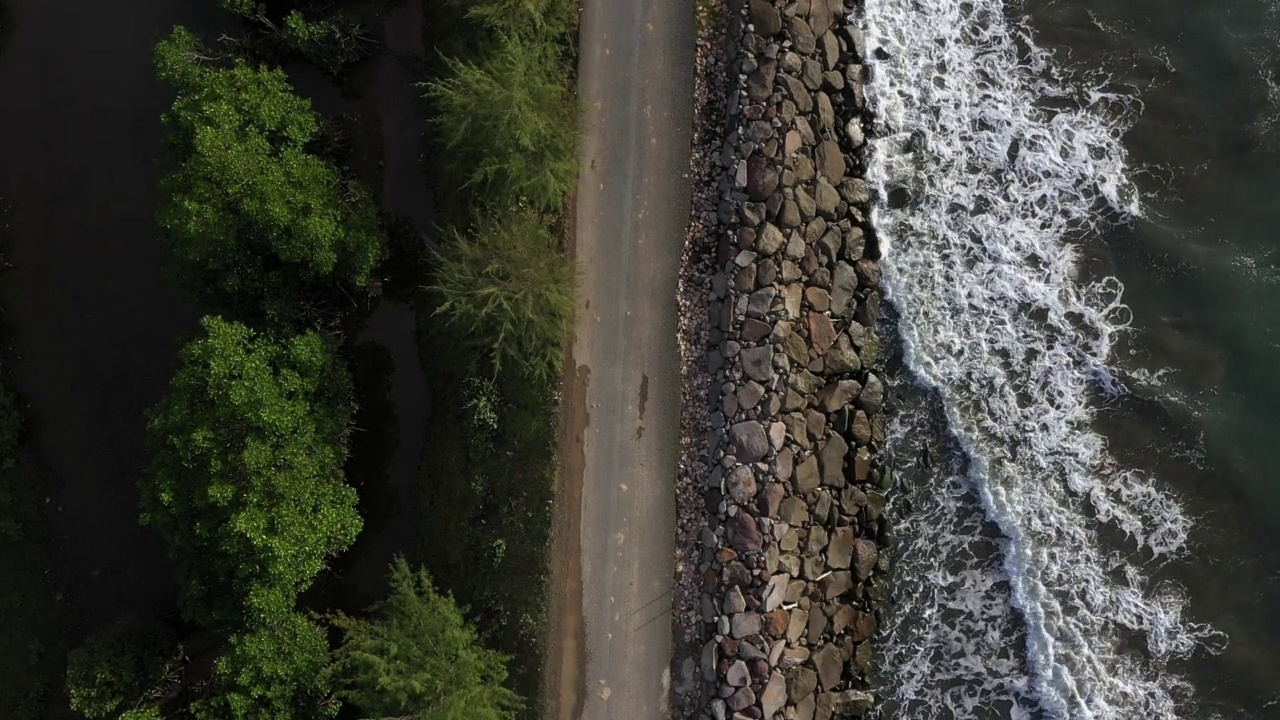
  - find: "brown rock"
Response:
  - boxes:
[788,16,817,54]
[824,333,861,375]
[727,685,756,712]
[826,526,855,569]
[853,446,871,482]
[742,317,772,342]
[819,570,853,599]
[779,495,810,525]
[727,465,758,505]
[765,608,789,637]
[855,258,881,288]
[813,643,844,692]
[787,666,819,702]
[818,434,848,488]
[750,0,783,36]
[730,421,770,463]
[808,311,837,355]
[759,482,786,517]
[816,379,861,413]
[728,513,764,553]
[747,60,777,103]
[851,538,879,582]
[851,410,872,445]
[806,604,827,643]
[732,611,762,639]
[848,609,877,642]
[761,672,789,718]
[805,286,831,312]
[815,140,845,182]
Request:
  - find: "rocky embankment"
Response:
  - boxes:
[675,0,890,718]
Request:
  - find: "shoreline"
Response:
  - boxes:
[674,0,892,717]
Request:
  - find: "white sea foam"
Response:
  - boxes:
[861,0,1225,717]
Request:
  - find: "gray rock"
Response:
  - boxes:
[727,465,758,504]
[838,177,870,205]
[851,410,872,445]
[747,155,780,202]
[843,226,866,260]
[730,422,770,464]
[780,50,803,75]
[783,283,803,318]
[856,373,885,414]
[801,58,824,90]
[727,686,756,713]
[821,30,840,71]
[789,16,817,54]
[806,603,827,642]
[791,368,824,395]
[779,495,811,525]
[852,538,879,580]
[816,90,835,131]
[830,690,876,717]
[750,0,783,36]
[760,676,787,719]
[787,666,819,702]
[826,526,854,569]
[853,446,871,482]
[740,346,775,383]
[724,584,747,614]
[793,455,821,493]
[824,334,862,375]
[728,512,764,552]
[829,262,858,316]
[815,140,846,182]
[747,66,776,103]
[781,74,813,113]
[815,178,840,218]
[769,421,787,450]
[816,380,862,414]
[842,25,867,61]
[701,639,718,681]
[760,482,786,517]
[731,612,762,639]
[763,573,790,611]
[819,434,848,488]
[726,659,751,687]
[807,0,834,36]
[795,187,816,222]
[787,608,809,643]
[817,227,843,264]
[794,153,816,183]
[779,198,802,228]
[738,380,765,410]
[846,118,866,148]
[819,570,853,599]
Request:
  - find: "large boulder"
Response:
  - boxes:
[750,0,783,36]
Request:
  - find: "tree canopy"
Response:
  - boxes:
[444,0,576,39]
[193,611,336,720]
[155,27,384,319]
[430,210,576,382]
[328,558,523,720]
[426,32,577,212]
[140,316,361,630]
[65,623,176,720]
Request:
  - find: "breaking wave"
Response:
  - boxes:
[861,0,1226,717]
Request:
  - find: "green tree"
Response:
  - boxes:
[430,211,576,382]
[217,0,373,75]
[140,316,361,630]
[328,558,522,720]
[426,33,577,212]
[155,28,384,320]
[194,612,335,720]
[65,623,176,719]
[445,0,576,39]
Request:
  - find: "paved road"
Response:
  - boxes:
[547,0,694,718]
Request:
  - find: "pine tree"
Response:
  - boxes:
[328,558,523,720]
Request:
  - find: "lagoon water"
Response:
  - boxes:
[866,0,1280,717]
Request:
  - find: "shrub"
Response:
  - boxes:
[426,33,577,212]
[430,211,576,382]
[140,316,361,630]
[65,623,176,719]
[328,557,522,720]
[444,0,576,39]
[155,28,384,320]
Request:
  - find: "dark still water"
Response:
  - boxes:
[864,0,1280,717]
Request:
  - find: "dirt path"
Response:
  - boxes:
[545,0,695,717]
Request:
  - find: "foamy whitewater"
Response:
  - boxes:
[861,0,1225,717]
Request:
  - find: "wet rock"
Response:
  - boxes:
[730,422,770,463]
[830,690,876,717]
[856,373,884,413]
[848,609,876,642]
[846,117,866,149]
[727,465,759,504]
[851,538,879,580]
[855,258,881,288]
[843,226,866,260]
[838,177,870,205]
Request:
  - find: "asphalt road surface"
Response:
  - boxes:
[547,0,694,718]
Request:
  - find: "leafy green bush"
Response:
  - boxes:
[194,611,335,720]
[65,623,176,719]
[155,27,384,320]
[430,211,576,382]
[328,557,522,720]
[426,33,578,212]
[140,316,361,630]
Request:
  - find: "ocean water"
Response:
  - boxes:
[863,0,1280,717]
